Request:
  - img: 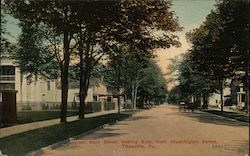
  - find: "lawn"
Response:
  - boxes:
[17,111,79,124]
[0,110,141,156]
[203,110,249,123]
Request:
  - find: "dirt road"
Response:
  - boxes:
[43,104,249,156]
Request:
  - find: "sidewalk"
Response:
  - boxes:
[0,109,122,138]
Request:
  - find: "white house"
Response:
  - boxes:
[0,55,122,111]
[231,80,246,109]
[207,79,247,110]
[208,87,231,107]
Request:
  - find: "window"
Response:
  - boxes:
[0,83,15,90]
[235,87,240,92]
[0,66,15,81]
[47,81,51,91]
[241,94,246,102]
[107,97,112,102]
[93,96,98,101]
[0,66,15,75]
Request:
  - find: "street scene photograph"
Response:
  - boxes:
[0,0,249,156]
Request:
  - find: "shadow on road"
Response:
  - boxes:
[78,125,127,140]
[99,128,119,132]
[85,132,127,140]
[180,111,249,127]
[125,116,152,121]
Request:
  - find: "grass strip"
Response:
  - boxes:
[0,110,141,156]
[203,110,249,123]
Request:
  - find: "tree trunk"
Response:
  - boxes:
[131,85,134,110]
[60,32,70,123]
[202,93,208,109]
[79,41,91,119]
[61,68,68,122]
[79,45,85,119]
[138,95,144,108]
[117,89,121,114]
[220,79,224,112]
[245,66,250,114]
[199,94,202,107]
[79,68,90,119]
[124,94,127,111]
[20,72,23,103]
[134,85,138,109]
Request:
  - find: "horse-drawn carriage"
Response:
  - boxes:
[179,102,200,113]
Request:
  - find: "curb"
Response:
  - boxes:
[27,114,133,156]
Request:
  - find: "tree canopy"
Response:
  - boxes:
[3,0,182,120]
[174,0,250,111]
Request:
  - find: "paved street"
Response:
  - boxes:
[43,104,249,156]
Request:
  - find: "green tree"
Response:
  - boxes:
[16,21,59,79]
[215,0,249,113]
[72,1,119,119]
[103,0,182,109]
[103,46,128,113]
[167,86,181,104]
[1,13,8,54]
[104,46,148,110]
[137,60,167,107]
[0,13,16,55]
[4,0,182,120]
[186,0,249,112]
[176,54,218,106]
[186,11,230,111]
[4,0,79,122]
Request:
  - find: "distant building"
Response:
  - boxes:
[208,86,231,107]
[207,79,246,110]
[231,80,246,109]
[0,55,122,111]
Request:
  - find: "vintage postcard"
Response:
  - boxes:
[0,0,249,156]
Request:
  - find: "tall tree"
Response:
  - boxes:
[103,46,128,114]
[103,0,182,109]
[216,0,249,113]
[171,54,219,106]
[16,21,59,79]
[186,11,231,111]
[4,0,182,119]
[72,1,119,119]
[186,0,249,112]
[0,13,16,55]
[4,0,79,122]
[137,60,167,107]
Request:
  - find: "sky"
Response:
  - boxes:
[3,0,217,90]
[155,0,217,90]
